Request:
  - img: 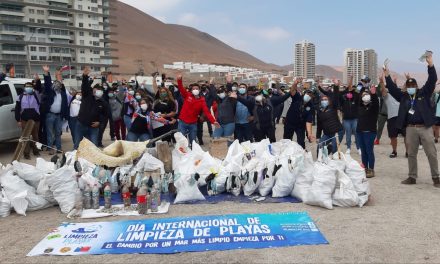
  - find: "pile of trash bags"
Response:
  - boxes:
[171,132,370,209]
[0,133,371,218]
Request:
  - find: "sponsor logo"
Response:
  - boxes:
[74,246,91,253]
[60,247,71,253]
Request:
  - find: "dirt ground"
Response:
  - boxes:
[0,124,439,264]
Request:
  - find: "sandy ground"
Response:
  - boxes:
[0,124,440,264]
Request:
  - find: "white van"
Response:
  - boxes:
[0,78,33,141]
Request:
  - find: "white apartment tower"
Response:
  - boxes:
[343,48,378,85]
[294,40,315,79]
[0,0,117,78]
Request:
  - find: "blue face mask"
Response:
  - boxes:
[407,88,416,96]
[135,95,142,101]
[108,93,114,98]
[321,100,329,108]
[303,94,311,103]
[238,88,246,95]
[25,87,33,94]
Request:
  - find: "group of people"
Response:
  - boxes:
[4,52,440,187]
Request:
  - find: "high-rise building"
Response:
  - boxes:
[294,40,315,79]
[343,48,378,85]
[0,0,117,78]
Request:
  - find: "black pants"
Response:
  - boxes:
[98,117,108,146]
[197,120,212,144]
[283,124,306,149]
[39,112,47,146]
[254,126,276,143]
[109,117,115,140]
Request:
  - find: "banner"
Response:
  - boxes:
[27,212,328,256]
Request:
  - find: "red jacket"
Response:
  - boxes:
[177,79,216,124]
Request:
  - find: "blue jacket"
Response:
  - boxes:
[42,73,69,120]
[387,65,438,129]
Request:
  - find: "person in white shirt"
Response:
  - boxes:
[69,91,82,146]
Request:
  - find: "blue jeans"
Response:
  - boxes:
[343,119,359,149]
[68,117,78,146]
[357,131,376,169]
[178,120,197,145]
[319,134,337,155]
[46,113,62,150]
[75,121,99,149]
[124,115,132,131]
[127,131,150,142]
[235,123,252,142]
[213,122,235,138]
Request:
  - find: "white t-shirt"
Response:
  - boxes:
[70,99,81,117]
[385,93,400,119]
[50,91,62,113]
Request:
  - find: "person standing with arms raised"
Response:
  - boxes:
[385,52,439,187]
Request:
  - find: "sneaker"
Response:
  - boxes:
[401,177,416,185]
[366,169,375,178]
[433,178,440,188]
[358,149,362,155]
[374,139,380,145]
[345,149,351,154]
[48,149,55,155]
[419,145,423,150]
[389,152,397,158]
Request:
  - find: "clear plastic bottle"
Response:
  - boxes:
[103,183,112,209]
[136,184,147,214]
[83,184,92,209]
[74,188,83,211]
[92,184,100,209]
[150,186,160,212]
[121,184,131,208]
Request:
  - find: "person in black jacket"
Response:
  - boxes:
[357,88,379,178]
[339,76,361,155]
[385,53,439,187]
[317,95,343,154]
[212,85,237,138]
[75,67,109,149]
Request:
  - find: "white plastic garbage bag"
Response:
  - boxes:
[0,187,11,217]
[303,161,338,210]
[345,154,370,207]
[48,167,79,213]
[173,173,205,203]
[272,155,301,198]
[36,174,57,204]
[134,152,165,174]
[36,157,56,173]
[242,161,263,196]
[258,163,276,197]
[332,169,359,207]
[222,140,245,173]
[12,161,43,189]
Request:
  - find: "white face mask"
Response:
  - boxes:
[192,89,200,96]
[76,95,82,101]
[232,86,238,91]
[303,94,311,103]
[128,90,135,95]
[219,93,226,99]
[95,90,103,98]
[140,104,148,111]
[362,94,371,104]
[255,95,263,102]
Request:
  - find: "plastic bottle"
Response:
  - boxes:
[136,184,147,214]
[121,184,131,208]
[111,173,120,193]
[150,186,160,212]
[74,188,83,211]
[103,183,112,209]
[92,184,100,209]
[83,184,92,209]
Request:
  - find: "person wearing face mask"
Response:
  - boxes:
[196,82,215,145]
[152,87,177,141]
[280,79,315,148]
[127,99,168,142]
[385,53,439,187]
[75,67,109,149]
[272,82,284,124]
[123,87,138,131]
[317,96,343,155]
[212,85,237,138]
[338,75,361,155]
[41,65,69,154]
[176,74,219,146]
[14,80,42,159]
[234,83,255,142]
[68,91,82,146]
[357,89,379,178]
[108,89,126,140]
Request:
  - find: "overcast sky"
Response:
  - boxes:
[120,0,439,71]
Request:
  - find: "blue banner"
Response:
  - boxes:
[27,212,328,256]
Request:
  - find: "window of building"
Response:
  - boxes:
[29,18,35,23]
[37,28,45,34]
[79,22,83,28]
[93,50,100,55]
[31,56,37,60]
[37,10,44,15]
[38,47,46,52]
[39,56,47,61]
[79,31,84,36]
[29,9,35,14]
[30,46,37,52]
[78,5,83,10]
[80,40,84,45]
[92,32,99,38]
[37,19,45,24]
[80,49,85,54]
